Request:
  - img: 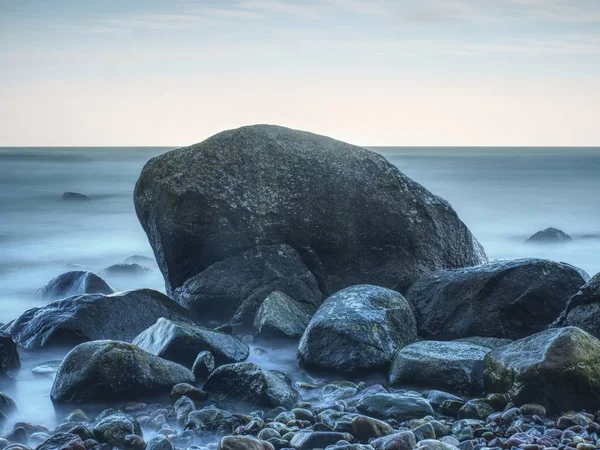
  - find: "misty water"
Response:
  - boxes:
[0,146,599,428]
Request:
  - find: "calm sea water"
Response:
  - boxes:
[0,145,599,427]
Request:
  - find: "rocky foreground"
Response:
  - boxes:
[0,125,599,450]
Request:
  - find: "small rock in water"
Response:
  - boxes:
[31,361,62,378]
[525,227,572,244]
[61,192,91,202]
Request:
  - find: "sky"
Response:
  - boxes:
[0,0,599,146]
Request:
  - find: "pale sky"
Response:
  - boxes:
[1,0,599,146]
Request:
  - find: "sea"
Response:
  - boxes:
[0,145,599,427]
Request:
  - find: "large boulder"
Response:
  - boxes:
[2,289,195,349]
[483,326,600,414]
[389,340,490,395]
[406,259,588,340]
[202,362,299,409]
[134,125,487,324]
[553,273,600,339]
[51,340,195,404]
[298,285,417,374]
[132,318,249,367]
[253,291,314,339]
[35,271,114,301]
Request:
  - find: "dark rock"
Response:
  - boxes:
[454,336,512,349]
[62,192,91,202]
[371,431,417,450]
[350,415,393,441]
[35,433,85,450]
[357,393,433,422]
[173,243,322,326]
[100,264,150,278]
[0,333,20,374]
[426,390,463,407]
[2,289,194,349]
[145,436,173,450]
[92,413,143,450]
[123,255,156,267]
[416,440,460,450]
[134,125,487,324]
[458,399,494,420]
[298,285,416,374]
[553,273,600,339]
[132,318,248,367]
[484,326,600,414]
[169,383,207,402]
[0,393,16,416]
[192,351,215,381]
[5,428,26,444]
[253,291,314,339]
[526,227,572,244]
[35,271,114,301]
[412,422,436,441]
[51,340,195,404]
[186,405,240,433]
[407,258,588,340]
[203,362,299,409]
[218,436,274,450]
[289,431,351,450]
[389,340,490,395]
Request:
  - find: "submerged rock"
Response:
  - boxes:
[553,273,600,339]
[61,192,91,202]
[407,258,588,340]
[484,326,600,413]
[35,271,114,301]
[298,285,417,374]
[389,340,490,395]
[134,125,486,323]
[525,227,572,244]
[253,291,314,339]
[132,318,248,367]
[2,289,194,349]
[203,362,299,409]
[51,340,195,404]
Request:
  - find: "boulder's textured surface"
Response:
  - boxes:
[35,271,114,301]
[253,291,314,338]
[553,273,600,339]
[132,318,248,367]
[51,340,195,404]
[484,326,600,413]
[298,285,417,374]
[407,259,588,340]
[526,227,572,244]
[389,340,490,395]
[2,289,194,349]
[134,125,486,323]
[357,393,434,422]
[203,362,299,409]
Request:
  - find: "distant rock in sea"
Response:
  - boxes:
[100,263,151,278]
[525,227,571,244]
[61,192,92,201]
[35,270,115,301]
[134,124,487,325]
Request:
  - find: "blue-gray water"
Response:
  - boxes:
[0,146,599,427]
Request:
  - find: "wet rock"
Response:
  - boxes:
[526,227,572,244]
[62,192,91,202]
[93,413,144,450]
[454,336,512,349]
[192,351,215,381]
[134,125,486,323]
[100,264,150,278]
[203,362,299,409]
[0,393,16,416]
[350,415,393,441]
[416,440,460,450]
[389,341,490,395]
[218,436,274,450]
[371,431,416,450]
[253,292,314,339]
[458,399,494,420]
[145,435,174,450]
[484,326,600,413]
[6,428,26,444]
[51,340,195,404]
[0,333,20,374]
[31,361,61,378]
[132,318,248,367]
[407,258,588,340]
[35,271,114,301]
[289,431,351,450]
[2,289,195,349]
[298,285,416,374]
[554,273,600,339]
[35,433,85,450]
[357,393,434,422]
[186,405,240,433]
[426,391,463,408]
[170,383,207,402]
